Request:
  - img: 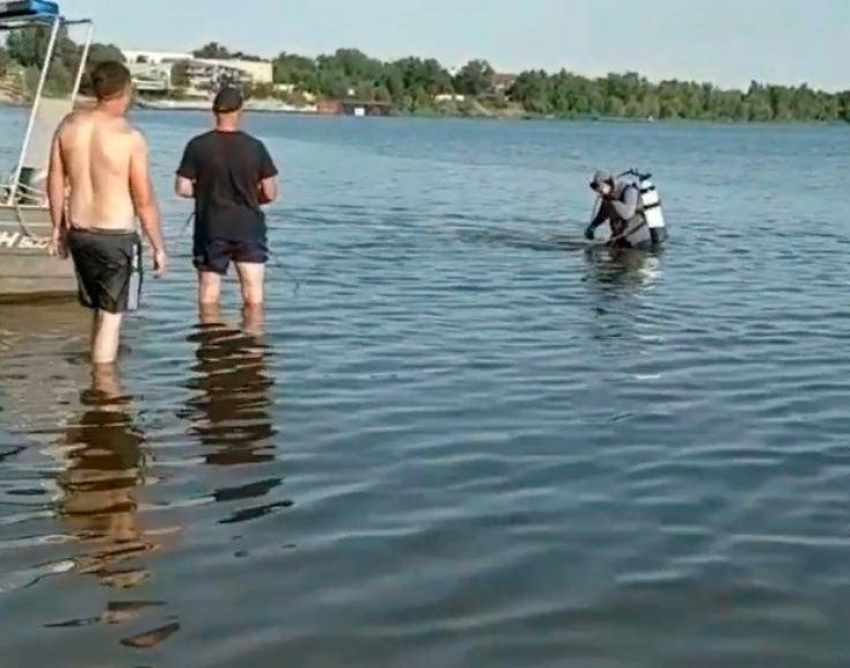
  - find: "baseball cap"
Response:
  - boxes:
[213,87,244,114]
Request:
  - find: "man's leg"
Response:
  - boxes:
[92,362,122,400]
[241,303,265,337]
[199,300,223,325]
[90,311,99,346]
[198,271,223,306]
[234,263,265,308]
[91,310,124,365]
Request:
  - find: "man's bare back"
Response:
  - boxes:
[56,110,142,230]
[47,61,166,365]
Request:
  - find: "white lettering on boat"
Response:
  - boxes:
[0,231,21,248]
[18,236,49,250]
[0,232,51,250]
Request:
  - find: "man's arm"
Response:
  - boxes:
[129,131,167,273]
[175,140,197,199]
[609,186,639,221]
[585,199,611,239]
[175,175,195,199]
[589,200,610,229]
[257,141,279,205]
[259,176,278,204]
[47,129,67,256]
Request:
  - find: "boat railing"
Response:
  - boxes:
[0,5,93,207]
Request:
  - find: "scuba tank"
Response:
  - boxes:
[619,169,668,245]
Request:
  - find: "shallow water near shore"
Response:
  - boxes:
[2,110,850,667]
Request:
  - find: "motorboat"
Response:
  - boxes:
[0,1,93,300]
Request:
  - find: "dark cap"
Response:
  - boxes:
[590,170,612,190]
[213,87,244,113]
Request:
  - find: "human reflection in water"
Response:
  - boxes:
[58,365,157,590]
[182,305,276,467]
[583,246,665,294]
[582,246,666,345]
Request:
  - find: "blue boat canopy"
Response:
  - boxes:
[0,1,59,22]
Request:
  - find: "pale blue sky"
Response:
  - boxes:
[65,0,849,91]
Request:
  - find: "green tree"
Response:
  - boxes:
[87,43,125,65]
[193,42,230,60]
[382,65,406,102]
[746,81,773,121]
[840,92,850,122]
[6,27,80,97]
[273,52,316,87]
[453,59,494,97]
[231,51,263,62]
[7,27,59,68]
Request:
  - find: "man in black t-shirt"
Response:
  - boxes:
[175,88,279,308]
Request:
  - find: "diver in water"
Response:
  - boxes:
[584,170,661,250]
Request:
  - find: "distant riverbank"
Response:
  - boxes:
[131,97,850,125]
[135,96,536,119]
[0,94,845,125]
[136,97,318,114]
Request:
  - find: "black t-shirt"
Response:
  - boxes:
[177,131,278,242]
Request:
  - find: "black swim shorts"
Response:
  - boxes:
[67,228,143,314]
[193,238,268,275]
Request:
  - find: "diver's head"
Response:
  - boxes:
[590,170,614,197]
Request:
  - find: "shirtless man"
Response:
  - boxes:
[48,61,167,365]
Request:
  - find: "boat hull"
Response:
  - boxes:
[0,204,76,300]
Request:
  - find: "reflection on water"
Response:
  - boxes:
[46,366,178,646]
[4,114,850,667]
[583,246,665,293]
[44,600,167,630]
[180,307,288,525]
[0,301,89,433]
[182,306,276,466]
[58,365,154,589]
[456,226,589,253]
[582,247,666,348]
[0,303,180,652]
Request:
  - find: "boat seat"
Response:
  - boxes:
[17,166,46,205]
[1,166,46,205]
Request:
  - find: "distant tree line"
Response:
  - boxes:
[272,49,499,114]
[2,32,848,123]
[509,70,849,122]
[193,42,264,63]
[269,48,850,122]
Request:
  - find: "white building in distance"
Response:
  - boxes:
[124,49,274,96]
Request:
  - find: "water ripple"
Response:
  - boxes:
[2,115,850,666]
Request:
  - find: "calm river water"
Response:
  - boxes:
[1,111,849,667]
